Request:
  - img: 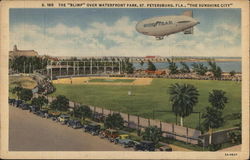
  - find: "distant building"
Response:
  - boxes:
[145,56,156,59]
[9,45,38,58]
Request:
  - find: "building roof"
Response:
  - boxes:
[9,45,38,58]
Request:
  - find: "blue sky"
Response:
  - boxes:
[10,8,241,57]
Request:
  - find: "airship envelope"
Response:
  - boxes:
[136,10,200,40]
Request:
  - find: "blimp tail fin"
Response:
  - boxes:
[182,10,193,17]
[183,10,194,34]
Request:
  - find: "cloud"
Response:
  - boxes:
[47,23,84,37]
[10,17,241,57]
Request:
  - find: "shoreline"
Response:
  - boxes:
[179,58,241,62]
[134,58,241,63]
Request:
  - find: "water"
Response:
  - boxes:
[133,61,242,72]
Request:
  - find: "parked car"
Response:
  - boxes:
[104,129,119,142]
[8,98,16,105]
[134,140,155,151]
[57,114,70,124]
[98,129,106,138]
[67,120,82,129]
[14,100,23,107]
[36,109,48,118]
[20,103,30,110]
[124,140,140,148]
[84,123,101,135]
[114,134,130,144]
[50,112,61,121]
[29,105,39,113]
[159,145,172,151]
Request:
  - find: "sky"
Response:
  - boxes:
[9,8,241,57]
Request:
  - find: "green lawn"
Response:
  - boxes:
[9,76,37,99]
[51,79,241,130]
[88,78,135,83]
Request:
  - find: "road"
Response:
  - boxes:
[9,106,131,151]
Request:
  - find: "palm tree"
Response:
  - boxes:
[202,89,228,145]
[169,83,199,126]
[140,60,144,70]
[167,58,179,74]
[207,61,222,79]
[202,106,224,145]
[191,63,208,76]
[208,90,228,110]
[180,61,190,73]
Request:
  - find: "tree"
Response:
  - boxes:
[202,106,224,146]
[228,120,241,144]
[202,89,228,145]
[104,113,124,129]
[207,61,222,79]
[140,61,144,69]
[31,96,48,110]
[179,62,190,73]
[191,63,208,76]
[167,58,179,74]
[50,95,69,111]
[124,58,134,74]
[19,88,33,102]
[208,90,228,110]
[229,70,236,77]
[142,126,162,144]
[12,86,23,99]
[73,105,92,120]
[202,106,224,131]
[228,129,241,144]
[9,56,49,73]
[169,83,199,126]
[147,60,156,71]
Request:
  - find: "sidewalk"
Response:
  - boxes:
[159,142,192,151]
[169,144,192,151]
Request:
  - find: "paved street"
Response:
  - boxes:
[9,106,131,151]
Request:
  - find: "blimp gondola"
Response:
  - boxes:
[135,10,200,40]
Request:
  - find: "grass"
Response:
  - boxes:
[88,78,135,83]
[9,76,37,100]
[51,78,241,131]
[9,76,37,89]
[161,137,240,151]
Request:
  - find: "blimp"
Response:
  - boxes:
[135,11,200,40]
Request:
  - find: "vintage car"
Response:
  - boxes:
[124,140,140,148]
[114,134,130,144]
[20,103,30,110]
[98,129,107,138]
[35,109,48,118]
[134,140,155,151]
[57,114,70,124]
[14,100,23,107]
[67,120,82,129]
[104,129,119,142]
[8,98,16,105]
[29,105,39,113]
[159,145,172,151]
[83,123,101,135]
[49,112,61,121]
